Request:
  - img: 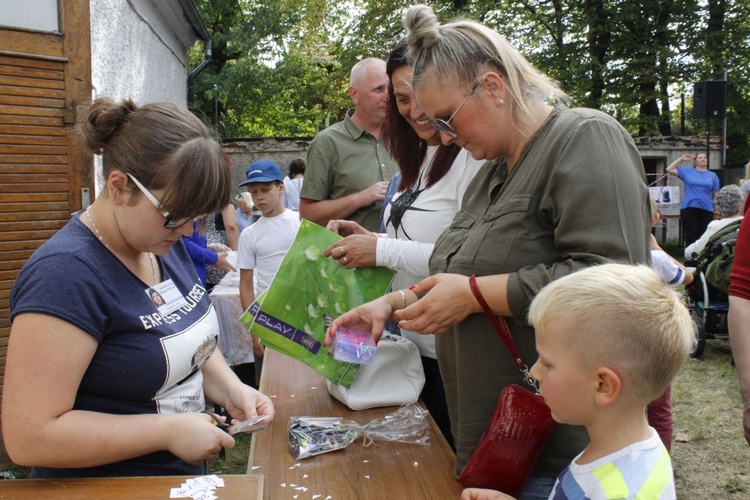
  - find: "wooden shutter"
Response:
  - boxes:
[0,0,91,462]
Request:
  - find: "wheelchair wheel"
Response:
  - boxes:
[690,307,707,358]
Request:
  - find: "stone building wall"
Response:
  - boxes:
[223,137,312,193]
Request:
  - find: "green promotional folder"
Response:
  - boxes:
[240,220,395,388]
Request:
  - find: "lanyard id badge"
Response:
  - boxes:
[146,279,189,316]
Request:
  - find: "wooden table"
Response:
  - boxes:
[248,349,463,499]
[0,474,262,499]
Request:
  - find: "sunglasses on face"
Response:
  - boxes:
[126,173,203,229]
[431,78,481,139]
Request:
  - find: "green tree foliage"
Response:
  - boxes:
[691,0,750,168]
[468,1,701,136]
[190,0,350,137]
[189,0,750,168]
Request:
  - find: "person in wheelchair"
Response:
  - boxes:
[685,185,744,260]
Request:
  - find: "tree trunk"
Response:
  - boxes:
[655,1,673,135]
[706,0,726,79]
[584,0,610,109]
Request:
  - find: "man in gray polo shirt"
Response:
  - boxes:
[300,58,399,231]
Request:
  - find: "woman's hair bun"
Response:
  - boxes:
[404,4,440,53]
[79,97,138,153]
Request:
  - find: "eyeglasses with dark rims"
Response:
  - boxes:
[126,173,204,229]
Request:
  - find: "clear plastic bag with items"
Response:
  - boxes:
[288,403,431,459]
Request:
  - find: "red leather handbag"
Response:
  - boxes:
[458,275,556,497]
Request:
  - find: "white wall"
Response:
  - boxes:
[89,0,207,194]
[90,0,200,105]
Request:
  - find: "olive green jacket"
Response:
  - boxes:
[430,105,651,479]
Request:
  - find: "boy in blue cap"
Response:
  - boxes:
[237,160,301,386]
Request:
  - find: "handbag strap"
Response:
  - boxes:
[469,274,540,392]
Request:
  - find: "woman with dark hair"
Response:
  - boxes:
[204,204,238,291]
[149,288,166,307]
[4,97,274,478]
[325,38,484,449]
[283,157,306,211]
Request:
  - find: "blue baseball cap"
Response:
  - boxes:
[238,159,284,187]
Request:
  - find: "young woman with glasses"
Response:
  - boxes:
[326,5,651,498]
[323,38,484,450]
[4,97,274,478]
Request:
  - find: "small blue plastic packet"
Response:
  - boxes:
[331,327,377,365]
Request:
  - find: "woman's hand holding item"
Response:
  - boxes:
[221,383,275,425]
[186,355,273,465]
[208,243,231,253]
[214,251,236,273]
[395,273,488,335]
[326,219,372,237]
[200,351,274,426]
[324,292,404,346]
[325,273,500,341]
[324,234,378,269]
[166,412,236,465]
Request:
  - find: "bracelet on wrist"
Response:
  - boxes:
[398,289,407,310]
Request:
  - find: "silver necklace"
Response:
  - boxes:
[85,206,158,286]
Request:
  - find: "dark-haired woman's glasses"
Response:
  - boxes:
[126,173,202,229]
[431,79,481,139]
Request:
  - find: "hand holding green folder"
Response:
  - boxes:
[240,220,395,388]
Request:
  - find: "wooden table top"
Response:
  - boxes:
[0,474,262,499]
[248,348,463,499]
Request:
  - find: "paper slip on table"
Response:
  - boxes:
[248,348,463,499]
[0,474,262,499]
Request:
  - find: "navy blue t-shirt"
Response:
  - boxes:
[10,214,220,477]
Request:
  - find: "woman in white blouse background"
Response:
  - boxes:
[282,158,305,211]
[324,39,484,449]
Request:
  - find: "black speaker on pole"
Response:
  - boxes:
[692,80,727,119]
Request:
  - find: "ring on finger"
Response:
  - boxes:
[342,256,348,265]
[338,246,345,257]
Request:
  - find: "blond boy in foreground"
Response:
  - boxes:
[463,264,693,500]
